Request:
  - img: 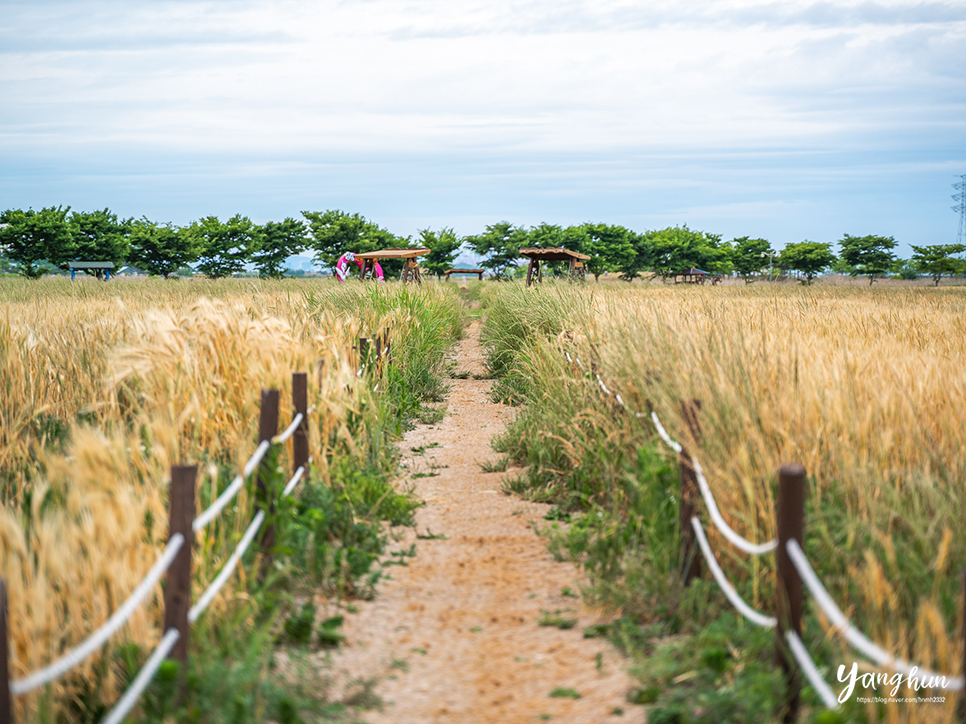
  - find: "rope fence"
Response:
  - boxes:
[562,345,966,719]
[0,330,390,724]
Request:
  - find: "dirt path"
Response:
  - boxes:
[328,321,640,724]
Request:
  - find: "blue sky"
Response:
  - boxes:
[1,0,964,257]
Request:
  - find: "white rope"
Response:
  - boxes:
[691,456,777,555]
[307,404,316,415]
[786,630,840,708]
[596,374,611,396]
[100,628,180,724]
[691,518,776,629]
[786,540,964,690]
[565,352,573,363]
[650,411,683,454]
[10,534,185,695]
[282,466,306,498]
[193,439,271,532]
[188,511,265,623]
[273,412,304,444]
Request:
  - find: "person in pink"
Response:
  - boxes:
[335,251,355,283]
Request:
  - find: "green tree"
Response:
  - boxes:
[731,236,773,283]
[910,244,966,286]
[780,241,835,284]
[524,223,592,278]
[464,222,528,280]
[193,214,258,278]
[645,226,731,281]
[302,210,409,277]
[128,218,200,278]
[68,208,132,276]
[584,224,634,281]
[252,218,308,278]
[0,206,73,278]
[839,234,897,286]
[418,227,462,279]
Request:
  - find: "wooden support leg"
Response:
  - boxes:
[526,260,535,286]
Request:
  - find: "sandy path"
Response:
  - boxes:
[328,321,640,724]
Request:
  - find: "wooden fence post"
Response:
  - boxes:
[163,464,196,696]
[679,399,702,586]
[292,373,308,475]
[0,578,12,724]
[382,328,392,367]
[257,389,279,579]
[775,463,805,723]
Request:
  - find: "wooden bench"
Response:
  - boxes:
[354,248,430,284]
[444,268,484,281]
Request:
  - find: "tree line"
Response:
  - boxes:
[1,206,964,286]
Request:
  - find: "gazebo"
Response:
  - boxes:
[68,261,115,281]
[354,249,430,284]
[518,248,591,287]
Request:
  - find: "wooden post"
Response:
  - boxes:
[775,463,806,723]
[0,579,12,724]
[292,373,308,476]
[257,389,279,578]
[526,259,535,287]
[679,400,702,585]
[163,464,196,687]
[382,328,392,367]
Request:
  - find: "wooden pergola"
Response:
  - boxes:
[518,248,590,287]
[354,248,430,284]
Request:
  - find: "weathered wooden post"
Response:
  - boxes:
[163,464,196,698]
[679,399,702,585]
[0,578,12,724]
[292,373,308,475]
[775,463,805,723]
[257,389,279,579]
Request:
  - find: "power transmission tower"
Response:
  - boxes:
[955,175,966,245]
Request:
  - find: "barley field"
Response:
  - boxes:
[0,277,464,722]
[482,281,966,723]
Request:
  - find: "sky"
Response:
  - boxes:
[1,0,965,257]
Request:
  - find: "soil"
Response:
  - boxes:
[322,321,641,724]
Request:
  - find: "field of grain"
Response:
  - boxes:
[0,277,464,722]
[482,281,966,723]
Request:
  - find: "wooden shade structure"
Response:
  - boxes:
[518,248,590,287]
[354,248,429,284]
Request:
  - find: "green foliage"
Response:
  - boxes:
[283,602,316,643]
[910,243,966,286]
[418,227,462,278]
[68,209,132,273]
[128,218,200,277]
[731,237,773,282]
[302,209,411,277]
[464,221,528,280]
[779,241,835,284]
[838,234,897,285]
[253,218,308,278]
[584,223,636,281]
[645,226,732,280]
[193,214,259,278]
[0,206,73,278]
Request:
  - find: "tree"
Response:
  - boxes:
[732,237,773,283]
[252,218,308,278]
[68,209,132,276]
[464,222,529,280]
[302,210,410,277]
[128,218,200,278]
[193,214,258,278]
[0,206,73,278]
[838,234,897,286]
[644,226,732,281]
[418,227,462,279]
[910,244,966,286]
[584,224,634,281]
[780,241,835,284]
